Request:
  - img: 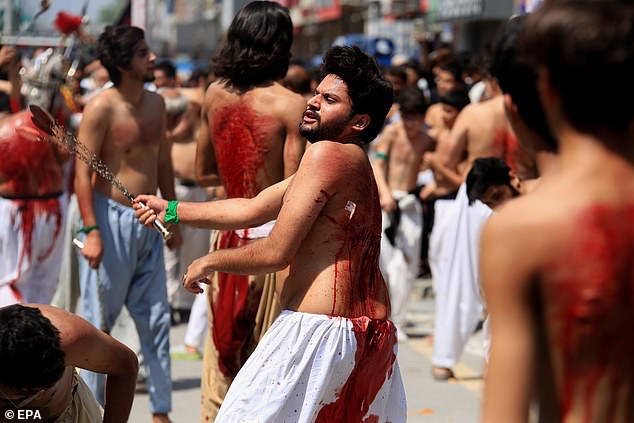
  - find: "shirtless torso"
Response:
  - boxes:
[196,80,306,195]
[482,148,634,422]
[170,87,204,182]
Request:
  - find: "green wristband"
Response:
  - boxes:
[76,225,99,235]
[165,200,179,224]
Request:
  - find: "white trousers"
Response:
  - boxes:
[0,193,67,306]
[215,310,407,423]
[164,183,211,309]
[379,191,422,329]
[429,184,492,368]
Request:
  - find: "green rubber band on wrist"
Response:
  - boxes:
[374,151,388,160]
[76,225,99,235]
[165,200,179,224]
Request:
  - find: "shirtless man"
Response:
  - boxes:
[153,60,211,325]
[482,2,634,422]
[193,2,306,419]
[0,303,137,422]
[372,87,433,340]
[74,25,179,423]
[424,61,464,143]
[136,44,405,422]
[0,111,68,307]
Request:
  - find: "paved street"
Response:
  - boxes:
[129,278,486,422]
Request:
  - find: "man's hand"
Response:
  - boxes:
[82,231,103,268]
[419,183,436,200]
[133,195,168,227]
[379,193,397,212]
[423,151,437,169]
[182,256,212,294]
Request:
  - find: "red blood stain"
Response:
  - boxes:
[315,316,397,422]
[544,204,634,422]
[493,128,519,173]
[208,101,276,376]
[210,102,274,199]
[0,112,63,299]
[211,230,265,378]
[323,171,389,319]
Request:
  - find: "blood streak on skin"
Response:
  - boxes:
[493,128,519,173]
[208,101,275,377]
[0,112,63,298]
[544,204,634,423]
[315,170,396,421]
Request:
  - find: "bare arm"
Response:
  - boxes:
[182,143,338,288]
[281,94,307,178]
[167,102,197,143]
[443,105,471,173]
[370,125,396,212]
[154,97,181,249]
[39,305,138,423]
[135,176,291,230]
[74,96,110,268]
[195,87,221,187]
[480,214,536,423]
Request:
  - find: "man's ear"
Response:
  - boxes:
[352,114,370,131]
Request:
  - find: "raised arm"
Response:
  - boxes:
[195,85,221,187]
[181,142,337,289]
[40,305,138,423]
[135,176,291,230]
[480,213,536,423]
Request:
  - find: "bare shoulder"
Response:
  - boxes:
[29,304,95,348]
[83,88,116,116]
[269,83,306,114]
[301,141,362,173]
[144,90,166,110]
[482,189,572,279]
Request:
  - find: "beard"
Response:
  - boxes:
[299,112,352,143]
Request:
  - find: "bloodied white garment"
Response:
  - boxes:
[214,310,407,423]
[0,193,67,306]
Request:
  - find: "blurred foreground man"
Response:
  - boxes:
[482,2,634,422]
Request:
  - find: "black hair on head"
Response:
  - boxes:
[440,88,470,112]
[466,157,512,205]
[397,87,427,116]
[154,60,177,79]
[97,25,145,86]
[321,46,394,143]
[488,15,557,152]
[212,1,293,90]
[0,305,66,391]
[521,0,634,138]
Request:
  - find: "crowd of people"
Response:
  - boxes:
[0,0,632,422]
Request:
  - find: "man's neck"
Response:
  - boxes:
[557,124,634,170]
[116,78,145,105]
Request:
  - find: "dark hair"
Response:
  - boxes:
[438,61,463,84]
[489,15,557,151]
[440,88,470,112]
[0,305,66,391]
[466,157,513,205]
[386,66,408,85]
[212,1,293,90]
[397,87,427,116]
[154,60,176,80]
[321,46,394,143]
[97,25,145,86]
[521,1,634,137]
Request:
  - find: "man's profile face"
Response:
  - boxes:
[153,69,172,89]
[440,103,460,129]
[436,69,458,97]
[299,74,355,143]
[128,40,156,83]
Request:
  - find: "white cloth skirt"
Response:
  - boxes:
[215,310,407,423]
